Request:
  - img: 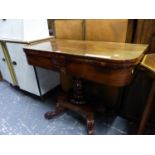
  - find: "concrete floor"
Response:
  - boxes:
[0,80,148,135]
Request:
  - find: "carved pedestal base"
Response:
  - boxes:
[45,78,95,135]
[44,94,95,135]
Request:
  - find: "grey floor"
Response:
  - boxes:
[0,80,142,135]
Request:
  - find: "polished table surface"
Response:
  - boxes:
[25,39,148,63]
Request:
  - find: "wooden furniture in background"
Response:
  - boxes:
[24,39,147,134]
[134,20,155,44]
[54,20,84,40]
[85,19,134,43]
[137,54,155,134]
[121,20,155,124]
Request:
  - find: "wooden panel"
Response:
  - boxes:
[85,19,132,42]
[66,60,133,87]
[26,54,56,70]
[54,20,84,40]
[133,20,155,54]
[134,19,155,44]
[25,51,133,87]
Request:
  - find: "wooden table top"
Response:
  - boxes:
[24,39,148,87]
[141,54,155,73]
[25,39,148,64]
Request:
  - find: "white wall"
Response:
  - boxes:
[0,19,23,40]
[23,19,49,41]
[0,19,49,41]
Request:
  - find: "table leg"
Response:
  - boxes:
[137,80,155,134]
[71,77,95,134]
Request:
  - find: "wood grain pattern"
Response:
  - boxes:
[65,59,133,86]
[24,53,133,87]
[54,20,84,40]
[26,39,147,63]
[85,19,132,42]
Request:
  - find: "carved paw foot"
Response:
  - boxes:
[44,106,65,120]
